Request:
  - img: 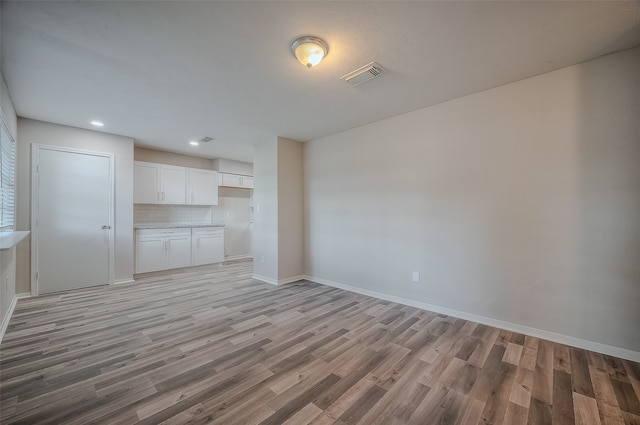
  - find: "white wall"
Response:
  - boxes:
[16,119,135,292]
[305,47,640,354]
[252,139,279,281]
[277,137,304,280]
[1,71,19,333]
[252,137,305,284]
[219,187,251,259]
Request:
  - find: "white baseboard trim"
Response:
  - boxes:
[0,295,18,344]
[1,293,32,343]
[252,274,307,286]
[113,278,135,285]
[252,274,279,285]
[304,275,640,363]
[278,275,307,285]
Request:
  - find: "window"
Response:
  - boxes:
[0,116,16,230]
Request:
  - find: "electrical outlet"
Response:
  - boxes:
[261,255,266,264]
[225,211,231,219]
[412,271,420,283]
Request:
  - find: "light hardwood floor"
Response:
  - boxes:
[1,259,639,425]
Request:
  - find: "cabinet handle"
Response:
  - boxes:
[162,192,165,201]
[167,240,170,252]
[157,191,161,202]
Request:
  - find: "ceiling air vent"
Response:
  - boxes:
[199,137,214,143]
[340,62,385,86]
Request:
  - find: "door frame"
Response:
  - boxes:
[31,144,115,296]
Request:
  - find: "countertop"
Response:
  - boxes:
[134,223,225,230]
[0,231,30,250]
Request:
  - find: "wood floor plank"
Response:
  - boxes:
[611,379,640,415]
[555,344,573,374]
[520,336,539,371]
[503,401,529,424]
[621,412,640,425]
[553,369,576,425]
[574,392,603,425]
[527,397,551,425]
[531,339,554,405]
[572,347,597,398]
[1,259,638,425]
[503,342,524,366]
[509,367,534,408]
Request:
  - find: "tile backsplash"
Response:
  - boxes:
[134,204,218,225]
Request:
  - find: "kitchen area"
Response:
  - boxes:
[133,147,253,274]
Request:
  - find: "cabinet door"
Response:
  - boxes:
[134,162,160,203]
[189,169,218,205]
[241,176,254,189]
[166,235,191,269]
[161,166,187,204]
[136,237,165,273]
[221,173,243,187]
[193,233,224,265]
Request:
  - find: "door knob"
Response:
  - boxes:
[101,225,111,229]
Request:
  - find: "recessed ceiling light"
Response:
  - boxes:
[90,121,104,127]
[189,141,199,146]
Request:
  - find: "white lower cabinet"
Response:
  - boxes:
[192,227,224,266]
[135,227,224,273]
[165,232,192,269]
[135,234,165,273]
[135,229,192,273]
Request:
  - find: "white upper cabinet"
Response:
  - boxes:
[134,161,186,204]
[134,161,218,205]
[188,169,218,205]
[219,173,254,189]
[133,162,161,203]
[161,165,187,204]
[220,173,242,187]
[240,176,254,189]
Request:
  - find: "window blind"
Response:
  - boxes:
[0,117,16,230]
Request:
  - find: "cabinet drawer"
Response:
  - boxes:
[192,227,224,236]
[137,228,192,239]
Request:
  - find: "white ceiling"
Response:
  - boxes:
[2,1,640,163]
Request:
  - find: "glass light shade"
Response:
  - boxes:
[291,36,328,68]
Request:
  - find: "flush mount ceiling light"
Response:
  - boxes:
[90,120,104,127]
[190,136,214,147]
[291,36,329,68]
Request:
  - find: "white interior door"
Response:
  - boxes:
[32,145,114,294]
